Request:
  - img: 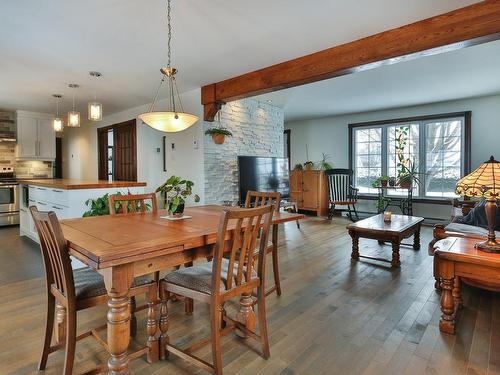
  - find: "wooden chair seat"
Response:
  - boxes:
[164,258,257,296]
[73,267,151,300]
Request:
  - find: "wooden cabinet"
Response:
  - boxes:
[16,111,55,161]
[289,170,328,216]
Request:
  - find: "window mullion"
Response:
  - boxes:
[382,126,388,178]
[419,122,426,198]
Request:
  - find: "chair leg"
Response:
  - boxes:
[55,302,66,344]
[271,226,282,296]
[130,296,137,337]
[62,306,77,375]
[210,304,223,375]
[257,286,270,359]
[184,261,194,315]
[353,204,359,221]
[38,293,56,370]
[294,204,300,229]
[328,203,335,220]
[159,287,170,360]
[347,205,354,221]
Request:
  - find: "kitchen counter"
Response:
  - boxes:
[18,178,147,190]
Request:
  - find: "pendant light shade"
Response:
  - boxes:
[88,71,103,121]
[52,94,63,132]
[67,84,81,128]
[139,0,198,133]
[88,101,102,121]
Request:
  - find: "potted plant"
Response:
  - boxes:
[156,175,200,218]
[379,175,390,187]
[317,153,333,170]
[294,163,303,170]
[303,161,314,170]
[205,128,232,145]
[389,177,396,187]
[398,161,420,189]
[376,196,391,212]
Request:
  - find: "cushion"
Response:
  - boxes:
[72,267,152,300]
[164,258,257,295]
[444,223,500,238]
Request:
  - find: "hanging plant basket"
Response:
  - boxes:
[205,128,233,145]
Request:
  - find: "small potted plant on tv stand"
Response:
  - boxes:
[156,175,200,218]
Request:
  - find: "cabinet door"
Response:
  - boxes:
[289,171,303,207]
[37,118,56,160]
[17,116,38,158]
[302,171,319,209]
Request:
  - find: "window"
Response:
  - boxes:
[349,112,470,199]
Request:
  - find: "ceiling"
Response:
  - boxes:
[255,39,500,121]
[0,0,479,117]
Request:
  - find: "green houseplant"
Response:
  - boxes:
[398,160,420,189]
[82,191,150,217]
[376,196,391,212]
[205,128,232,145]
[379,175,390,187]
[317,153,333,170]
[156,175,200,217]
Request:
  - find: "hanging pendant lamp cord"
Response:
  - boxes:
[167,0,172,68]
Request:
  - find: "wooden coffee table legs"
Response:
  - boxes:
[438,259,463,335]
[391,241,401,267]
[351,234,360,260]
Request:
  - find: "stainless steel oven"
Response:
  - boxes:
[0,167,19,226]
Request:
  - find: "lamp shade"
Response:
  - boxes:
[455,156,500,199]
[138,111,198,133]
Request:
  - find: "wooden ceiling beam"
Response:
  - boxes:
[201,0,500,121]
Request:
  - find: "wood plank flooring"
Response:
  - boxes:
[0,217,499,375]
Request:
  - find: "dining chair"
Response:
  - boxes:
[325,168,359,221]
[244,190,283,296]
[30,206,158,375]
[109,192,194,316]
[158,205,274,375]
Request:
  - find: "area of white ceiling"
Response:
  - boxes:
[255,39,500,122]
[0,0,479,116]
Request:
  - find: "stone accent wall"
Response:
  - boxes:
[204,99,284,204]
[0,109,53,177]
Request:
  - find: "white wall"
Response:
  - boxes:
[62,88,205,205]
[285,94,500,219]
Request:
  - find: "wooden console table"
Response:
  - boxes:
[347,214,424,267]
[434,236,500,334]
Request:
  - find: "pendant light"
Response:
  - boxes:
[67,83,81,127]
[88,71,103,121]
[52,94,63,132]
[138,0,199,133]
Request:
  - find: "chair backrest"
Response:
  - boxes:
[212,205,274,294]
[30,206,75,300]
[244,191,281,212]
[108,193,158,215]
[325,169,354,203]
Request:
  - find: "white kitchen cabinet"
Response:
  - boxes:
[16,111,55,161]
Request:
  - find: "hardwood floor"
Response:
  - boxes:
[0,217,499,374]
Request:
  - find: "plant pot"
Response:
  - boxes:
[389,177,396,187]
[212,134,225,145]
[304,163,313,171]
[169,203,185,218]
[399,181,412,189]
[381,180,388,187]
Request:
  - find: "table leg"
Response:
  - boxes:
[391,241,401,267]
[439,276,456,334]
[452,276,463,310]
[236,293,256,338]
[146,285,159,364]
[102,265,134,375]
[349,231,359,260]
[413,227,421,250]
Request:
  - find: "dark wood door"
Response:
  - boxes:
[97,120,137,182]
[113,121,137,181]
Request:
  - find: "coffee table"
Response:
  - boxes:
[347,214,424,267]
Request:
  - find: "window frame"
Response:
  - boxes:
[348,111,471,204]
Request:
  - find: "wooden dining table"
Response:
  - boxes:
[59,204,304,374]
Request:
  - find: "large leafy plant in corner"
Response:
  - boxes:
[156,176,200,216]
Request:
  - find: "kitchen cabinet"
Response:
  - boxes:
[16,110,55,161]
[289,170,328,216]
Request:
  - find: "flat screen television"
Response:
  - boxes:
[238,156,290,204]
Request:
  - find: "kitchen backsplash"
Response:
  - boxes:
[0,109,53,178]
